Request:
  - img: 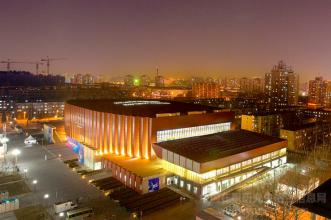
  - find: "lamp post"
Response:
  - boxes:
[32,179,38,192]
[0,136,9,154]
[44,193,50,208]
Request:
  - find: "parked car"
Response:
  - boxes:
[53,200,77,214]
[265,199,278,210]
[224,206,238,217]
[24,135,37,145]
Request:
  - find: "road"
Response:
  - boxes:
[6,132,131,220]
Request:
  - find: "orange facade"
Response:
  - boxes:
[64,103,234,159]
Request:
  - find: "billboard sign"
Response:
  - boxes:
[148,177,160,192]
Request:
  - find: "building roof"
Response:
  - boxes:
[293,178,331,218]
[282,123,316,131]
[66,99,221,117]
[154,130,285,163]
[278,171,313,190]
[102,154,167,178]
[282,122,331,131]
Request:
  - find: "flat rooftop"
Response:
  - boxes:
[294,178,331,218]
[282,122,331,131]
[103,154,167,177]
[66,99,221,117]
[155,130,285,163]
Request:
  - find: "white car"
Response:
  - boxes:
[265,199,277,210]
[24,135,37,145]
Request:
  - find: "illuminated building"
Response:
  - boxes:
[16,101,64,119]
[65,99,234,194]
[241,113,283,137]
[296,108,331,122]
[153,130,287,198]
[280,123,331,152]
[65,100,287,198]
[239,77,264,95]
[308,77,328,107]
[265,61,299,106]
[70,74,97,85]
[192,80,219,99]
[327,81,331,107]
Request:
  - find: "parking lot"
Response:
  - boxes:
[5,132,131,220]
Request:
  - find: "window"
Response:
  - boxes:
[230,163,241,172]
[262,153,270,160]
[193,187,198,194]
[253,156,261,163]
[180,180,184,188]
[187,184,191,191]
[242,160,251,167]
[156,122,231,142]
[174,177,178,185]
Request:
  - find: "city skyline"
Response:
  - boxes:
[1,0,331,81]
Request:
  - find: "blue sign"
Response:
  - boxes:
[78,144,84,164]
[148,177,160,192]
[66,137,84,164]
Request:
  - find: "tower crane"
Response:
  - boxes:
[0,59,26,71]
[40,57,66,75]
[26,61,44,74]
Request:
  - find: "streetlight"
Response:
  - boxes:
[44,194,50,207]
[59,212,64,218]
[32,179,38,191]
[0,136,9,156]
[11,149,21,164]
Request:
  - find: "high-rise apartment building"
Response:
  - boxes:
[265,61,299,106]
[326,81,331,107]
[192,78,219,99]
[70,74,97,85]
[239,77,264,94]
[308,77,328,107]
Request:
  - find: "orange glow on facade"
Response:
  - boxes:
[64,102,234,160]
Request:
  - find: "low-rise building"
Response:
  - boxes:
[16,101,64,119]
[280,123,331,152]
[241,113,283,137]
[153,130,287,198]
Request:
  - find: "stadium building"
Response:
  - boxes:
[64,99,287,197]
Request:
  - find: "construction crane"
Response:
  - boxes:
[26,61,44,74]
[40,57,65,75]
[0,59,26,72]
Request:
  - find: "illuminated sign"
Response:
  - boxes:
[148,177,159,192]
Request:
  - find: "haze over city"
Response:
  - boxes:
[1,1,331,220]
[1,0,331,81]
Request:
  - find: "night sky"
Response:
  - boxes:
[1,0,331,81]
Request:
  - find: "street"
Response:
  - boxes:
[6,132,131,220]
